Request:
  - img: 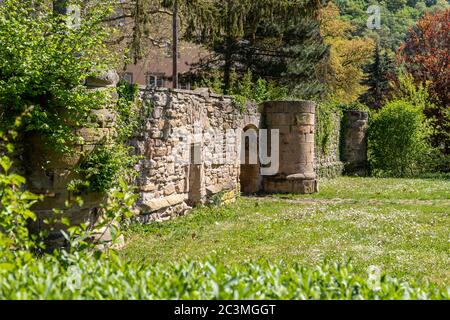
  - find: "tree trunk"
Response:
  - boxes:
[172,0,179,89]
[223,36,233,94]
[222,0,233,94]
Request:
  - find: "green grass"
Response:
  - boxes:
[122,177,450,287]
[277,176,450,201]
[3,255,447,300]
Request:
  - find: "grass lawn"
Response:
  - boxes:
[122,177,450,287]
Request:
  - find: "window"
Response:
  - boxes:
[179,82,191,90]
[122,72,133,84]
[146,74,165,88]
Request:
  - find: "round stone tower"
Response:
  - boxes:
[341,110,369,176]
[262,101,318,194]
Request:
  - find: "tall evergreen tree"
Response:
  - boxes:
[187,0,329,97]
[360,43,395,109]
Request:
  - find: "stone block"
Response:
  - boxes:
[141,183,157,192]
[294,113,315,126]
[90,109,116,126]
[266,113,293,126]
[32,192,68,211]
[164,184,176,196]
[294,125,314,134]
[142,194,188,212]
[85,71,120,88]
[77,128,110,143]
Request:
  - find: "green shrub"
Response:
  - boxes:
[316,102,341,157]
[0,256,447,300]
[368,100,435,177]
[78,144,136,193]
[337,102,370,112]
[195,70,288,111]
[0,118,46,258]
[0,0,116,153]
[115,80,141,143]
[391,72,450,168]
[75,81,141,194]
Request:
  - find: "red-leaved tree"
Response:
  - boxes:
[397,9,450,155]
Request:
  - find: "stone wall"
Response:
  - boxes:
[341,110,369,176]
[24,72,120,245]
[19,78,369,231]
[131,88,260,222]
[262,101,318,194]
[315,112,344,179]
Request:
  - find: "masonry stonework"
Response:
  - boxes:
[315,112,344,179]
[24,72,120,244]
[21,81,369,230]
[262,101,318,194]
[132,88,260,222]
[341,110,369,176]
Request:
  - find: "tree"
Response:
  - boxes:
[111,1,327,96]
[336,0,449,52]
[397,9,450,153]
[0,0,116,151]
[368,100,434,177]
[188,0,329,97]
[105,0,218,88]
[360,43,396,109]
[319,2,374,103]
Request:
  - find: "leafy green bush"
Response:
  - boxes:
[0,256,447,300]
[196,70,288,111]
[0,0,116,153]
[316,102,341,157]
[0,125,43,256]
[391,72,450,171]
[368,100,435,177]
[75,81,141,193]
[78,144,136,193]
[115,80,141,143]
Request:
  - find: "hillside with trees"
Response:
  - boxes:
[335,0,449,51]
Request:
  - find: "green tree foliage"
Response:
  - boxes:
[0,121,43,257]
[0,0,116,152]
[397,9,450,155]
[315,102,340,158]
[360,43,396,109]
[196,70,288,111]
[187,0,328,99]
[368,100,435,176]
[320,2,374,103]
[335,0,449,52]
[118,0,216,62]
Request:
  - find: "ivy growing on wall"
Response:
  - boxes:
[75,81,142,193]
[0,0,116,154]
[316,102,341,158]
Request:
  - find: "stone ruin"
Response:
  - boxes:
[20,73,369,236]
[132,87,261,222]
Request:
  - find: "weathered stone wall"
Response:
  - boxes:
[19,75,369,233]
[132,88,260,222]
[315,112,344,179]
[262,101,318,194]
[341,110,369,176]
[24,72,120,245]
